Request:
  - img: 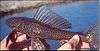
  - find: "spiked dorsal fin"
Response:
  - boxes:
[33,5,71,30]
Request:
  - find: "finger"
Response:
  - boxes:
[16,34,27,42]
[6,33,26,48]
[0,35,9,50]
[6,30,17,47]
[81,42,90,50]
[58,42,72,50]
[7,33,29,49]
[6,31,24,47]
[68,35,80,49]
[8,33,30,50]
[58,35,80,50]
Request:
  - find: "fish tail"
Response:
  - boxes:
[82,25,98,49]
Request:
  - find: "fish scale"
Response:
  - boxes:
[6,4,97,49]
[6,17,94,43]
[6,17,96,50]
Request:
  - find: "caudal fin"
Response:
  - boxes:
[85,25,99,49]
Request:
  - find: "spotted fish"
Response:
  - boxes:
[6,4,96,49]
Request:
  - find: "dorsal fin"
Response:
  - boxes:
[33,5,71,30]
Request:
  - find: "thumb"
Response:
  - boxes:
[58,35,80,50]
[67,35,80,49]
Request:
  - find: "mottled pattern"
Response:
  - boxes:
[6,17,74,40]
[6,17,97,48]
[5,4,97,50]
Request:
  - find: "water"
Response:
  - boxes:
[0,1,99,49]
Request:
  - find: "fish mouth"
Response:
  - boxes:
[6,17,17,28]
[6,18,12,27]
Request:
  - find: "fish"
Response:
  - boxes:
[6,4,96,49]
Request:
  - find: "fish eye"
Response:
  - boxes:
[23,25,26,28]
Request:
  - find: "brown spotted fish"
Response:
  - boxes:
[6,5,96,49]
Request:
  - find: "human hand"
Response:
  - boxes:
[0,32,31,50]
[58,35,90,50]
[0,32,90,50]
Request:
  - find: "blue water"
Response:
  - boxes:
[0,1,99,49]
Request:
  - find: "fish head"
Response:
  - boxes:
[6,17,20,30]
[6,17,30,30]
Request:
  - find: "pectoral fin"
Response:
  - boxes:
[31,37,46,50]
